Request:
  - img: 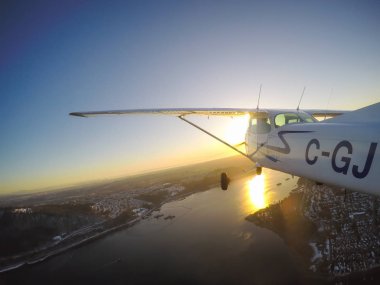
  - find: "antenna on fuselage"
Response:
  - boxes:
[255,84,262,154]
[254,84,263,175]
[296,86,306,111]
[257,84,262,110]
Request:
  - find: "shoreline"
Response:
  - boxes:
[245,182,380,283]
[0,215,141,274]
[0,182,220,274]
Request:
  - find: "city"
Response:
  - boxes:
[248,177,380,282]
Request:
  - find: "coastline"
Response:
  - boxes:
[0,215,141,274]
[245,178,380,283]
[0,171,248,274]
[245,187,317,271]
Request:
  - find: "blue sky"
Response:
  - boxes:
[1,0,379,193]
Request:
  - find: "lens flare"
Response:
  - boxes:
[224,114,250,145]
[247,174,267,211]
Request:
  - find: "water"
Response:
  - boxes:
[1,170,307,285]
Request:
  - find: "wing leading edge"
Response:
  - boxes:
[70,108,268,118]
[70,108,347,119]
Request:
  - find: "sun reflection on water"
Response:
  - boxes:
[246,174,267,212]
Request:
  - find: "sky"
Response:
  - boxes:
[1,0,379,194]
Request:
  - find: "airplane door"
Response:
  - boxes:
[246,117,271,156]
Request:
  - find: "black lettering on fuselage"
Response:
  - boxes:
[305,139,377,179]
[332,140,352,175]
[352,142,378,179]
[305,139,320,165]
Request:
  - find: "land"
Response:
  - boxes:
[0,155,252,273]
[246,177,380,283]
[3,155,380,282]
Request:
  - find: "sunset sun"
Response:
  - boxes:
[224,114,250,145]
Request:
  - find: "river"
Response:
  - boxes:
[1,170,314,285]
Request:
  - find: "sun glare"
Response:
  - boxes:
[247,174,267,211]
[224,114,250,145]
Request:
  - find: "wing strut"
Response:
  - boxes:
[178,116,255,162]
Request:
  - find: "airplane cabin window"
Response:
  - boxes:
[275,113,316,128]
[298,112,316,123]
[274,114,286,127]
[251,118,271,134]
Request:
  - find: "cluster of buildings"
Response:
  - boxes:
[4,182,185,221]
[90,195,130,218]
[11,208,33,214]
[89,183,184,218]
[301,184,380,276]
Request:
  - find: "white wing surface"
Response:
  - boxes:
[70,108,268,118]
[303,109,346,118]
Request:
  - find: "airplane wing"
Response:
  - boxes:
[70,108,259,162]
[303,109,347,118]
[70,108,269,118]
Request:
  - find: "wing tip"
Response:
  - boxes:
[70,112,87,118]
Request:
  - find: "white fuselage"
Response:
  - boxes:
[246,111,380,195]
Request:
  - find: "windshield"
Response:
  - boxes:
[274,112,316,128]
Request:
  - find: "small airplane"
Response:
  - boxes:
[70,102,380,196]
